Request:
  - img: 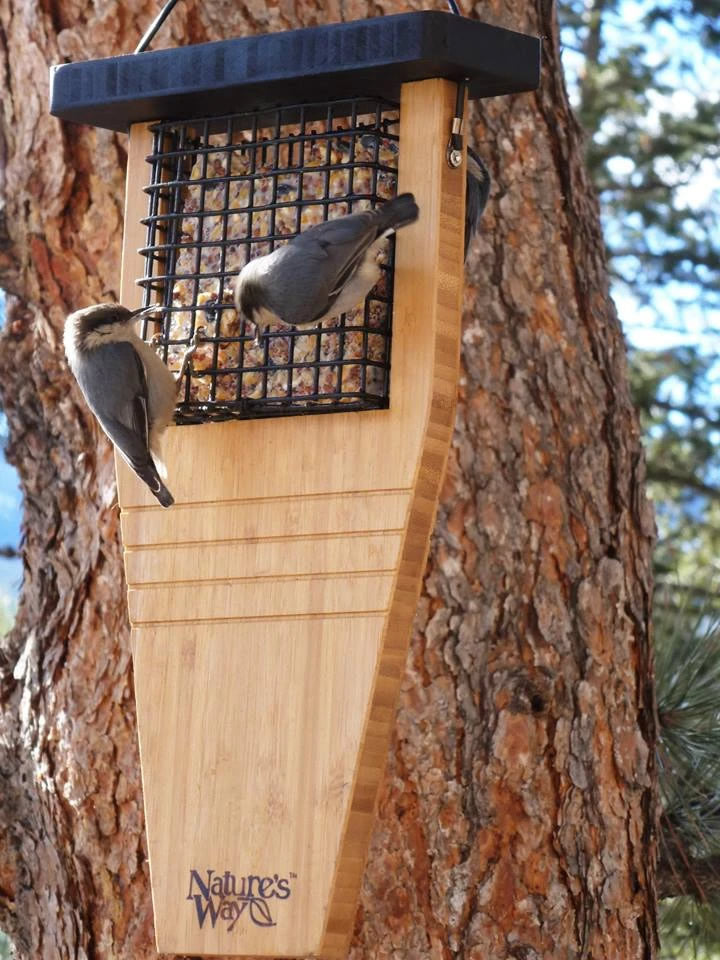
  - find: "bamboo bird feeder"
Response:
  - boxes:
[50,14,539,957]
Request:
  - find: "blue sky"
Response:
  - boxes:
[560,0,720,405]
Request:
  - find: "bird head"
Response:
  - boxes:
[66,303,164,351]
[233,263,271,339]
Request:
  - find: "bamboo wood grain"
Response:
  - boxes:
[120,490,410,546]
[127,572,394,623]
[120,122,155,313]
[318,77,465,960]
[117,77,464,957]
[133,618,385,957]
[124,532,402,583]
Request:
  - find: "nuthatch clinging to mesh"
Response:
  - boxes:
[464,146,491,260]
[64,303,198,508]
[234,192,419,345]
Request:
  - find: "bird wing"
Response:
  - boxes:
[464,148,491,259]
[264,213,381,325]
[75,341,153,475]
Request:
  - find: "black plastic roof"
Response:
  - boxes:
[49,12,541,132]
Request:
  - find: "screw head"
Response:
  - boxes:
[448,148,463,168]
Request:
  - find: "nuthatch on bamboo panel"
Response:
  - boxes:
[234,192,419,345]
[464,146,491,260]
[64,303,198,508]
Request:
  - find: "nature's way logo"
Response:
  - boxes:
[187,868,294,931]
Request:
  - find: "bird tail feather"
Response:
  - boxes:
[376,192,419,235]
[153,479,175,508]
[133,458,175,508]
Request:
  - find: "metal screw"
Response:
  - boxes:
[448,147,462,168]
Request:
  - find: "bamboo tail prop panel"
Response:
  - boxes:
[117,78,465,957]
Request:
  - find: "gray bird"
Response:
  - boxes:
[234,192,419,344]
[64,303,198,508]
[464,146,491,260]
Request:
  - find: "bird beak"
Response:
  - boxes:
[131,305,165,323]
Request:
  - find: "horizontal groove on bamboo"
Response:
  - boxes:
[120,489,412,539]
[116,77,463,957]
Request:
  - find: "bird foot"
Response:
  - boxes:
[176,325,204,385]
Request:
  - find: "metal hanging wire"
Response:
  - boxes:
[135,0,183,53]
[135,0,466,55]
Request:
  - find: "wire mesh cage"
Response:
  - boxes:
[136,96,401,424]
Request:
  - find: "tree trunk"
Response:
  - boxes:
[0,0,657,958]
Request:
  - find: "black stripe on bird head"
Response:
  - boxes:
[237,276,270,324]
[72,303,135,338]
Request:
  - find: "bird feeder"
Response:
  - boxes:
[50,13,540,958]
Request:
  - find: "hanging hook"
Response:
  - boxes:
[447,77,469,169]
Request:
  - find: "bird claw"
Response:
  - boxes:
[176,325,205,385]
[188,324,204,356]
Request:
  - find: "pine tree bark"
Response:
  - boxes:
[0,1,657,958]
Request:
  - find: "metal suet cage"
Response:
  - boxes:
[139,98,400,422]
[51,13,540,959]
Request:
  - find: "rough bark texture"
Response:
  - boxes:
[0,0,657,958]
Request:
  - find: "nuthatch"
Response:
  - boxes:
[64,303,198,508]
[465,146,491,260]
[234,192,419,344]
